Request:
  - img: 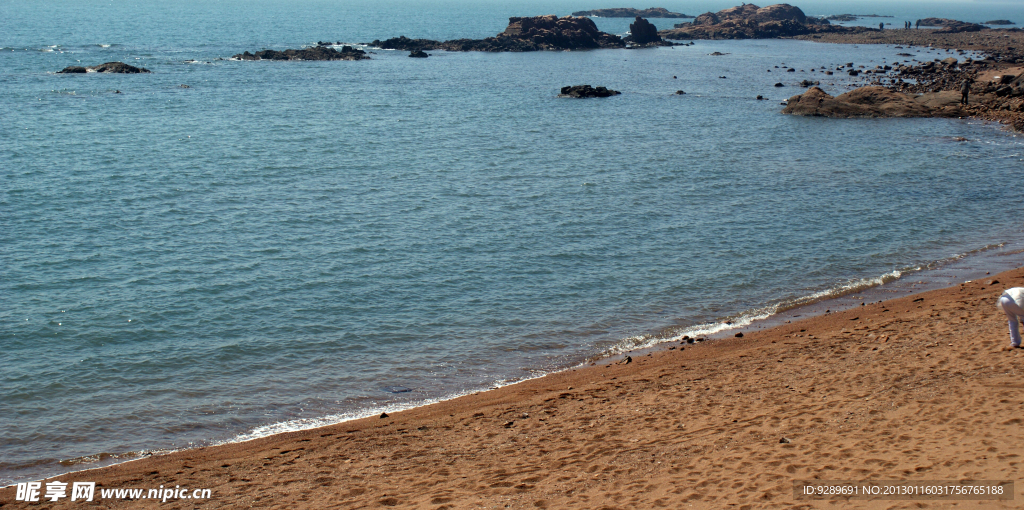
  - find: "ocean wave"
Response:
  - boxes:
[602,268,907,355]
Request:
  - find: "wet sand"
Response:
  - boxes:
[4,268,1024,509]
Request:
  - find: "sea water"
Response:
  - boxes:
[3,0,1024,485]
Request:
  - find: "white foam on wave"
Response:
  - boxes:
[224,371,552,445]
[603,268,906,355]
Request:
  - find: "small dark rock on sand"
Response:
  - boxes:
[559,85,621,98]
[59,62,151,74]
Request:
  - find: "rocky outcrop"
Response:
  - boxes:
[624,16,671,46]
[371,36,441,51]
[232,45,369,61]
[915,18,985,33]
[409,50,429,58]
[985,20,1015,25]
[571,7,691,18]
[782,86,941,118]
[59,62,151,73]
[558,85,621,98]
[659,3,835,40]
[372,16,624,52]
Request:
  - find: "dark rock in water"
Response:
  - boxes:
[179,84,190,88]
[372,36,442,51]
[624,16,664,45]
[59,62,151,74]
[986,20,1015,25]
[92,62,151,73]
[571,7,691,18]
[675,90,685,95]
[787,68,796,72]
[774,82,784,87]
[708,51,729,56]
[559,84,621,98]
[408,49,429,58]
[826,14,858,22]
[382,386,412,393]
[375,16,625,52]
[799,79,820,87]
[232,45,369,61]
[756,95,764,99]
[915,18,985,33]
[848,69,861,76]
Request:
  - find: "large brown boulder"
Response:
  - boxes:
[782,86,937,118]
[752,4,806,24]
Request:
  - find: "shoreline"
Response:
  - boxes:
[5,261,1024,507]
[5,237,1024,491]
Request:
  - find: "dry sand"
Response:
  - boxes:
[4,268,1024,509]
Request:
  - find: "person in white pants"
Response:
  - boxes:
[997,287,1024,348]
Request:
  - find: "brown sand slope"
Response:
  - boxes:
[4,269,1024,509]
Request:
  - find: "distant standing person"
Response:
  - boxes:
[879,22,884,30]
[960,78,971,105]
[916,19,920,29]
[997,287,1024,348]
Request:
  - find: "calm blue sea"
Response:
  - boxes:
[3,0,1024,486]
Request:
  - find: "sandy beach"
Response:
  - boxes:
[4,266,1024,509]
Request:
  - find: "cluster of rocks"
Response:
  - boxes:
[58,62,151,73]
[659,3,835,40]
[372,15,625,52]
[784,54,1024,131]
[558,85,621,98]
[624,17,672,47]
[232,45,369,61]
[985,20,1015,26]
[571,7,690,18]
[916,18,985,33]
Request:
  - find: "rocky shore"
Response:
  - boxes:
[372,15,624,52]
[784,28,1024,131]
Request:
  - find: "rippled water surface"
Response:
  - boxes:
[3,0,1024,485]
